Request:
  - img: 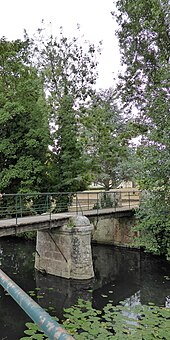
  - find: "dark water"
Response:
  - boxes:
[0,237,170,340]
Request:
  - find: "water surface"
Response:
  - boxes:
[0,237,170,339]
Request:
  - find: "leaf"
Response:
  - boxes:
[37,295,44,299]
[24,329,35,335]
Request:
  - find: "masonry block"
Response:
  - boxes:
[35,215,94,279]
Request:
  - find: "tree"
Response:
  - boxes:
[114,0,170,257]
[0,37,49,194]
[82,88,130,190]
[114,0,169,113]
[48,95,87,193]
[32,26,101,192]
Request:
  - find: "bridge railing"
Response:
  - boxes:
[0,190,141,223]
[0,269,73,339]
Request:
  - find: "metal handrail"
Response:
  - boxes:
[0,269,74,339]
[0,190,141,224]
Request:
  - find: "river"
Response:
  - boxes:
[0,237,170,339]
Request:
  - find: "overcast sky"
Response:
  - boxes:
[0,0,121,89]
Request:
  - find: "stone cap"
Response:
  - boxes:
[69,215,91,227]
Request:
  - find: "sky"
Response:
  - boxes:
[0,0,121,89]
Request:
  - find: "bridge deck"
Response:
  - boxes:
[0,212,72,228]
[0,206,137,237]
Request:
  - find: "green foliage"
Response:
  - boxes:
[21,299,170,339]
[114,0,170,257]
[82,88,130,190]
[32,26,101,193]
[114,0,170,113]
[0,27,101,197]
[100,192,119,209]
[20,322,49,339]
[33,25,100,107]
[0,37,50,194]
[133,191,170,258]
[16,231,37,240]
[49,95,87,193]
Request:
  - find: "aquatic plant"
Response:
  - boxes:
[21,299,170,339]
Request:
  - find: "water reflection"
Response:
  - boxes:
[124,290,141,308]
[0,238,36,340]
[93,245,170,309]
[0,238,170,339]
[92,245,141,310]
[35,272,94,320]
[165,296,170,308]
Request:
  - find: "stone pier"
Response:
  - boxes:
[35,215,94,279]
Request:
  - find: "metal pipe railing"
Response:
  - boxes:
[0,190,141,223]
[0,269,74,340]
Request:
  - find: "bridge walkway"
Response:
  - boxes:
[0,205,137,237]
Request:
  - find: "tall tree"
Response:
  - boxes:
[48,95,86,192]
[32,26,101,192]
[114,0,169,114]
[114,0,170,257]
[0,38,49,194]
[82,88,130,190]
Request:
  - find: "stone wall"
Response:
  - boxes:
[89,212,136,246]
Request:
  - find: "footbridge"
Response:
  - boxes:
[0,190,140,280]
[0,190,140,338]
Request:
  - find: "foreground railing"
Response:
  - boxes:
[0,269,73,339]
[0,190,140,224]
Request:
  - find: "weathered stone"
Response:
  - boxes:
[69,215,91,227]
[35,216,94,279]
[71,226,94,279]
[90,212,136,246]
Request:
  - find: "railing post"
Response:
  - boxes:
[97,192,99,216]
[50,195,52,221]
[69,192,74,211]
[76,193,78,214]
[47,194,52,222]
[15,195,18,226]
[19,194,22,218]
[46,193,49,211]
[139,190,142,207]
[119,191,122,207]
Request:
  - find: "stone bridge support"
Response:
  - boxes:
[89,210,136,246]
[35,216,94,280]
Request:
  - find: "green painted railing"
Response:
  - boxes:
[0,269,74,339]
[0,190,140,224]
